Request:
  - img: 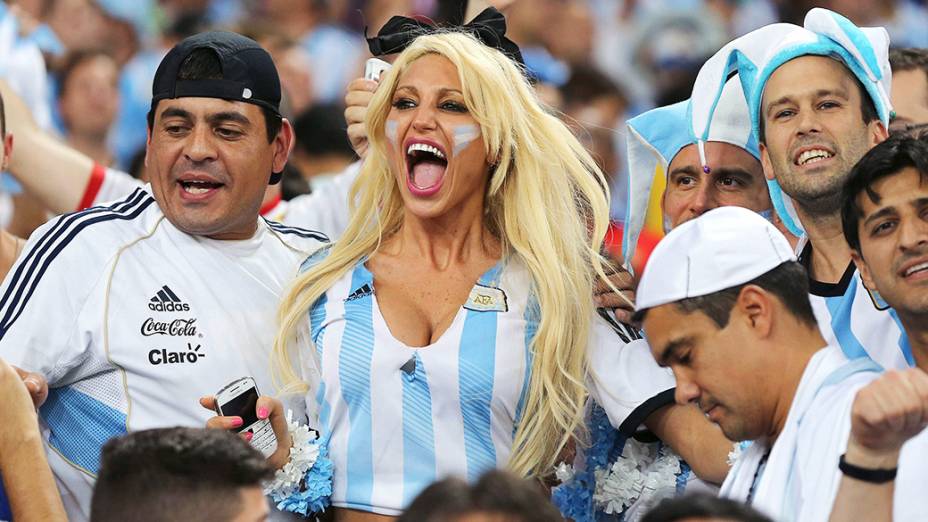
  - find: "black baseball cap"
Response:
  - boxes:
[150,31,281,117]
[149,31,284,183]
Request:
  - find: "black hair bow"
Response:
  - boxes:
[366,7,525,67]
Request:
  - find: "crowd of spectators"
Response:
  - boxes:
[2,0,928,236]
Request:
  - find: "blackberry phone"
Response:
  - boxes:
[214,377,277,458]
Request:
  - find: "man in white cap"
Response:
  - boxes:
[831,134,928,521]
[634,206,928,521]
[689,8,907,371]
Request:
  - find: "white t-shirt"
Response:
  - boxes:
[0,187,327,521]
[302,253,676,515]
[895,424,928,521]
[798,241,910,371]
[720,345,882,521]
[86,162,360,241]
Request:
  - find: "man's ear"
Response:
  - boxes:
[1,133,13,171]
[760,142,776,182]
[869,119,889,147]
[144,127,151,168]
[851,249,877,291]
[736,285,774,338]
[272,119,294,174]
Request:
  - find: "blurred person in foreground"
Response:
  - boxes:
[635,206,927,521]
[641,493,772,522]
[889,48,928,135]
[216,13,728,520]
[832,134,928,521]
[396,470,561,522]
[90,427,272,522]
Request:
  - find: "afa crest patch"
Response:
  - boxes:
[464,284,508,313]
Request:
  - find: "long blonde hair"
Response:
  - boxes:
[273,31,613,479]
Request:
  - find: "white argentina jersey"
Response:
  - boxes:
[895,426,928,521]
[800,243,911,370]
[721,346,881,521]
[0,187,327,521]
[304,252,676,516]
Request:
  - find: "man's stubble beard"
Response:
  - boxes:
[772,135,872,219]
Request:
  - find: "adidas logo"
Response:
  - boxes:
[148,285,191,312]
[345,283,373,302]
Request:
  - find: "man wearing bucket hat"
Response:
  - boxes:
[0,31,327,520]
[687,8,908,372]
[633,206,925,521]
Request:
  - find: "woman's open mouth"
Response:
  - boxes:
[405,141,448,197]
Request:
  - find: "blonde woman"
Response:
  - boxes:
[247,22,728,521]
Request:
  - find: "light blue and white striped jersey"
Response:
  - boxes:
[303,253,677,515]
[799,242,912,370]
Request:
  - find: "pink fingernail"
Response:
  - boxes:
[230,417,243,428]
[257,407,268,419]
[244,431,253,442]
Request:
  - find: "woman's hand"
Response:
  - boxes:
[199,395,293,471]
[344,78,379,159]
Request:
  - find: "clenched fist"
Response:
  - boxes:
[846,368,928,468]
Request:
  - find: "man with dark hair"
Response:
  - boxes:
[290,103,356,192]
[0,31,327,521]
[642,493,772,522]
[889,48,928,134]
[397,470,562,522]
[91,428,272,522]
[634,206,887,521]
[833,134,928,521]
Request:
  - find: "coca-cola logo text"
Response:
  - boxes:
[140,318,198,337]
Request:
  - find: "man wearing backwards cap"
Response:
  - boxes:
[688,8,907,371]
[0,32,327,520]
[633,206,925,521]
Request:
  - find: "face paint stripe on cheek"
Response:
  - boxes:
[452,124,480,156]
[386,119,399,148]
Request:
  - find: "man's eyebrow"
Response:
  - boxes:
[158,107,193,122]
[669,165,699,177]
[658,337,693,366]
[863,205,897,228]
[765,96,793,117]
[206,111,251,127]
[765,88,850,116]
[814,87,850,100]
[870,197,928,224]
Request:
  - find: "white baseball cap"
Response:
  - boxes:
[636,206,796,311]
